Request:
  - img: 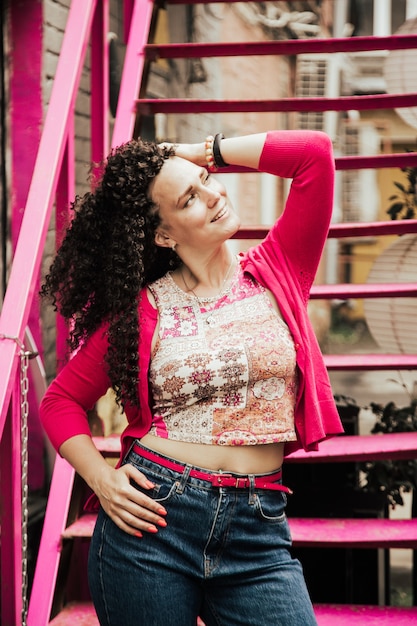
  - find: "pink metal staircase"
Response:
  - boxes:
[0,0,416,624]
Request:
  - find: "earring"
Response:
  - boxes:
[172,243,176,252]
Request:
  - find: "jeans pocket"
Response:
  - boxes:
[125,452,181,504]
[253,491,287,523]
[129,468,180,504]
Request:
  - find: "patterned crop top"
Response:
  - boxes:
[147,261,298,446]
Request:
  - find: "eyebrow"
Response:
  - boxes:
[176,168,207,208]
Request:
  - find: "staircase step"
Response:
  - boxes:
[93,431,417,464]
[234,219,417,240]
[44,600,417,625]
[324,353,417,370]
[48,602,98,625]
[136,93,417,115]
[145,34,417,58]
[290,517,417,549]
[315,603,417,625]
[310,282,417,299]
[62,513,96,539]
[286,432,417,463]
[93,434,121,456]
[63,512,417,549]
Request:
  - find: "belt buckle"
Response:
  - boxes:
[211,473,233,487]
[211,473,249,488]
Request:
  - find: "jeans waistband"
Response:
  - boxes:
[132,442,292,493]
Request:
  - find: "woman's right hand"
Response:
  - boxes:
[92,462,168,537]
[59,434,167,537]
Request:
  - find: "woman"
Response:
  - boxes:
[40,130,343,625]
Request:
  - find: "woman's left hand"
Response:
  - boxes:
[159,141,207,167]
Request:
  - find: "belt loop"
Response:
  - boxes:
[248,475,256,505]
[122,439,136,465]
[176,464,191,494]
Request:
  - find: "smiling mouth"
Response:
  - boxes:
[211,207,227,222]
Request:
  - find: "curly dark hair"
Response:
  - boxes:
[40,138,179,407]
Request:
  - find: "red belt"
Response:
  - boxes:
[132,444,292,493]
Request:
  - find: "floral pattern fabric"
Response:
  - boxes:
[148,263,297,446]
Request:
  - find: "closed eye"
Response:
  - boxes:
[184,193,197,208]
[179,169,211,208]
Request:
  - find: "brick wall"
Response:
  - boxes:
[41,0,123,381]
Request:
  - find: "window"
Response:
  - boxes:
[349,0,407,36]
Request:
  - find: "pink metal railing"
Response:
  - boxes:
[111,0,155,148]
[0,0,111,622]
[25,1,156,623]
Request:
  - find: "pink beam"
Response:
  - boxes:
[212,154,417,176]
[328,219,417,238]
[324,354,417,370]
[123,0,135,44]
[136,93,417,115]
[144,34,417,60]
[4,2,42,623]
[55,129,75,372]
[112,0,155,147]
[0,0,97,441]
[27,456,76,626]
[232,219,417,240]
[289,518,417,549]
[91,0,109,177]
[337,153,417,171]
[310,283,417,299]
[286,432,417,463]
[10,0,42,251]
[315,604,417,625]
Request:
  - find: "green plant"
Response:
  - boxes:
[387,162,417,220]
[359,396,417,508]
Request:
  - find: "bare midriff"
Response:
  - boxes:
[140,433,285,474]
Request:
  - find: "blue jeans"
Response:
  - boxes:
[88,443,317,626]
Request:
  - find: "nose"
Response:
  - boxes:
[206,187,221,209]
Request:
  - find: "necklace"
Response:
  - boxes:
[180,256,236,326]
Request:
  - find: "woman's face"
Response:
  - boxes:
[150,156,240,252]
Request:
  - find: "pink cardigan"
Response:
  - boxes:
[40,130,344,464]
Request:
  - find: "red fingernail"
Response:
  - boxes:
[148,526,158,533]
[157,519,167,527]
[158,507,167,515]
[134,531,143,538]
[145,480,155,489]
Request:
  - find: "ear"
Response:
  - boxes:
[154,229,176,249]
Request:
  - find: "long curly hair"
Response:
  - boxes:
[41,138,179,407]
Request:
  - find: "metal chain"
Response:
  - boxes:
[20,346,31,626]
[0,334,34,626]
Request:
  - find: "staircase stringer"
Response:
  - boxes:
[27,456,76,626]
[25,1,160,622]
[111,0,158,148]
[0,3,98,623]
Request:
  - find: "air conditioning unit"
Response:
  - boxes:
[294,54,343,140]
[346,50,387,94]
[340,121,380,223]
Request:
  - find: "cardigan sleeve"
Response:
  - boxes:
[258,130,335,295]
[39,325,111,452]
[40,288,158,455]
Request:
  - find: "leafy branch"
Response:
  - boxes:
[359,399,417,507]
[387,163,417,220]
